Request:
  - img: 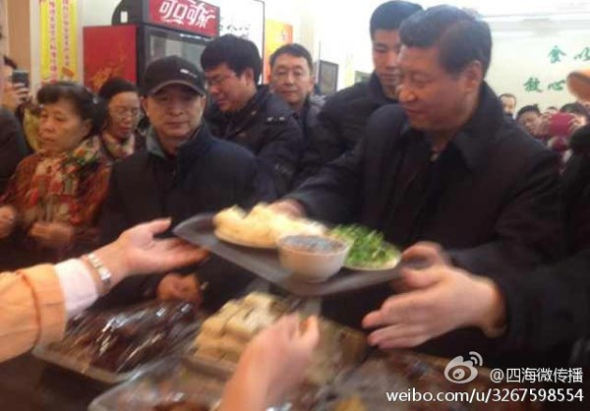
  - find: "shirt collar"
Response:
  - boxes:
[400,82,504,170]
[368,72,397,105]
[147,125,210,160]
[450,83,504,170]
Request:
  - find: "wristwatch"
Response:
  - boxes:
[84,252,113,295]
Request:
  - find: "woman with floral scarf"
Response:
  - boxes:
[0,82,110,270]
[97,77,144,163]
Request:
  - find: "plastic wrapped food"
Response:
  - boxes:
[191,293,366,386]
[45,301,200,374]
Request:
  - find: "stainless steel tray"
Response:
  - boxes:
[33,345,162,384]
[174,213,407,297]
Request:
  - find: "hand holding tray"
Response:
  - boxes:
[174,213,412,297]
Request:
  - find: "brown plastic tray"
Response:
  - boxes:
[174,213,407,297]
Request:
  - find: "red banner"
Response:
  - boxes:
[149,0,219,37]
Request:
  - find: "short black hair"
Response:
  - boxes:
[201,34,262,83]
[499,93,516,102]
[37,81,102,137]
[270,43,313,72]
[98,77,138,102]
[3,56,17,70]
[400,5,492,76]
[370,1,423,39]
[561,102,590,122]
[516,104,541,120]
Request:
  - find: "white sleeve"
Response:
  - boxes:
[55,259,99,318]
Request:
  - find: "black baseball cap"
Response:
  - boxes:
[141,55,206,96]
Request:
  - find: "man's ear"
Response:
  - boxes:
[462,60,484,94]
[141,96,149,114]
[242,67,255,84]
[308,75,316,93]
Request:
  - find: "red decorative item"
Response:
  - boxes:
[83,25,138,92]
[148,0,219,37]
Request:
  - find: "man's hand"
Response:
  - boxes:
[268,199,306,218]
[363,264,506,349]
[402,241,451,267]
[29,222,74,249]
[0,206,17,238]
[157,273,202,304]
[3,82,29,113]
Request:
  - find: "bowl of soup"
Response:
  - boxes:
[277,235,350,282]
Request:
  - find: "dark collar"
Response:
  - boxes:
[451,83,504,170]
[368,72,397,106]
[147,124,213,161]
[400,82,504,170]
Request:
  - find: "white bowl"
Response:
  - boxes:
[277,235,350,283]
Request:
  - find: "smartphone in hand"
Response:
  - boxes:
[11,70,29,88]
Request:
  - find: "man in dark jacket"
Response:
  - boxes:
[201,34,303,196]
[297,1,423,183]
[274,6,563,361]
[98,56,273,309]
[268,43,324,145]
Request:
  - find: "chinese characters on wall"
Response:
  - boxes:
[523,45,589,94]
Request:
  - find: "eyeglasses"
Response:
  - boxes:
[109,107,142,120]
[205,73,235,88]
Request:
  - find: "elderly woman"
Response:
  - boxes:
[0,81,109,270]
[97,77,144,163]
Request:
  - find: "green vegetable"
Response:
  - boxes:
[330,225,400,268]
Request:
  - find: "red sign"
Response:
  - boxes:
[149,0,219,37]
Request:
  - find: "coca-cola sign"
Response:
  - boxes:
[149,0,219,37]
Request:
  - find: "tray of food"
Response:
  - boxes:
[90,353,318,411]
[186,292,367,388]
[88,357,226,411]
[33,301,201,384]
[173,204,406,297]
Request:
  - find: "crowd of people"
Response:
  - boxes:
[2,1,590,409]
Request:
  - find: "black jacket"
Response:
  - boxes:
[491,249,590,365]
[298,94,324,145]
[206,87,303,196]
[288,83,564,360]
[296,72,395,184]
[0,109,27,194]
[96,125,274,309]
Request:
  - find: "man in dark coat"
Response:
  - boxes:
[201,35,303,196]
[97,56,274,310]
[0,108,27,194]
[297,1,423,182]
[268,43,324,145]
[274,6,564,361]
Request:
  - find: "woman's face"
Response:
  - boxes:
[106,91,141,140]
[38,98,91,155]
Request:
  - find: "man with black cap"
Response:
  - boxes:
[97,56,272,309]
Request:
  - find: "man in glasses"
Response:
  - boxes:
[201,34,304,196]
